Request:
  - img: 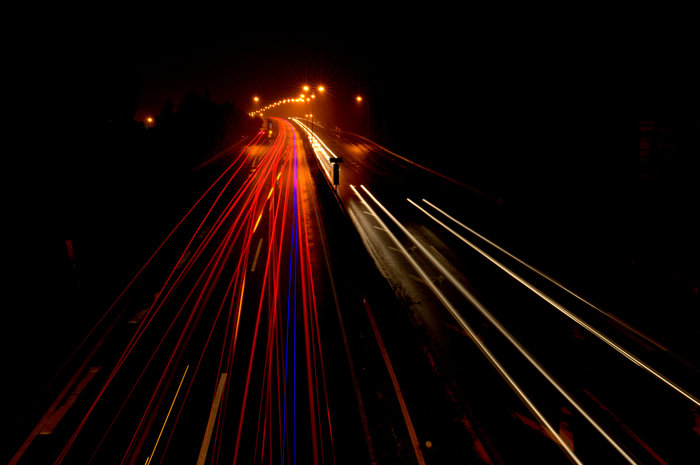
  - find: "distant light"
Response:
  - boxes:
[317,85,325,92]
[146,116,154,123]
[303,85,310,92]
[356,95,363,102]
[253,96,260,102]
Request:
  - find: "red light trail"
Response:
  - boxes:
[20,118,338,465]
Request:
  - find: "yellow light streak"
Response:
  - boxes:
[253,211,264,232]
[145,365,189,465]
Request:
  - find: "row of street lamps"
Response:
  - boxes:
[249,84,369,138]
[248,84,326,119]
[250,85,366,118]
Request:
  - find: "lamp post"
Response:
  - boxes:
[303,84,325,144]
[251,96,260,118]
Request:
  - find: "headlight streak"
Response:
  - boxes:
[420,199,677,359]
[291,118,335,182]
[394,199,639,464]
[349,184,584,465]
[408,198,700,408]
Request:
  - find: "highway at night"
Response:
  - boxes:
[9,112,699,465]
[10,10,700,463]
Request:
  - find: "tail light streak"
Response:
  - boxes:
[45,121,336,465]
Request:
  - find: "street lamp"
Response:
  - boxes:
[304,84,325,142]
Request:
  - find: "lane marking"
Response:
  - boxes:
[196,373,227,465]
[250,238,264,272]
[41,367,101,435]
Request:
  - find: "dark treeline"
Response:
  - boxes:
[73,86,260,224]
[56,86,262,307]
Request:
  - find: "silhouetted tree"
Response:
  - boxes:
[155,97,175,129]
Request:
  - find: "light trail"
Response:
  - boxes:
[359,197,637,464]
[42,118,337,465]
[223,118,334,465]
[408,197,700,408]
[420,198,678,358]
[349,184,584,465]
[55,134,271,465]
[119,140,287,463]
[18,133,265,465]
[144,365,189,465]
[291,118,335,182]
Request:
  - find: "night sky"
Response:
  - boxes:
[21,10,698,136]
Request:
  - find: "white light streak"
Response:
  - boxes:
[291,118,333,181]
[409,198,700,408]
[420,199,675,357]
[376,198,637,464]
[350,185,584,465]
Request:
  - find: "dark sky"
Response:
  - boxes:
[43,17,401,120]
[21,7,697,129]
